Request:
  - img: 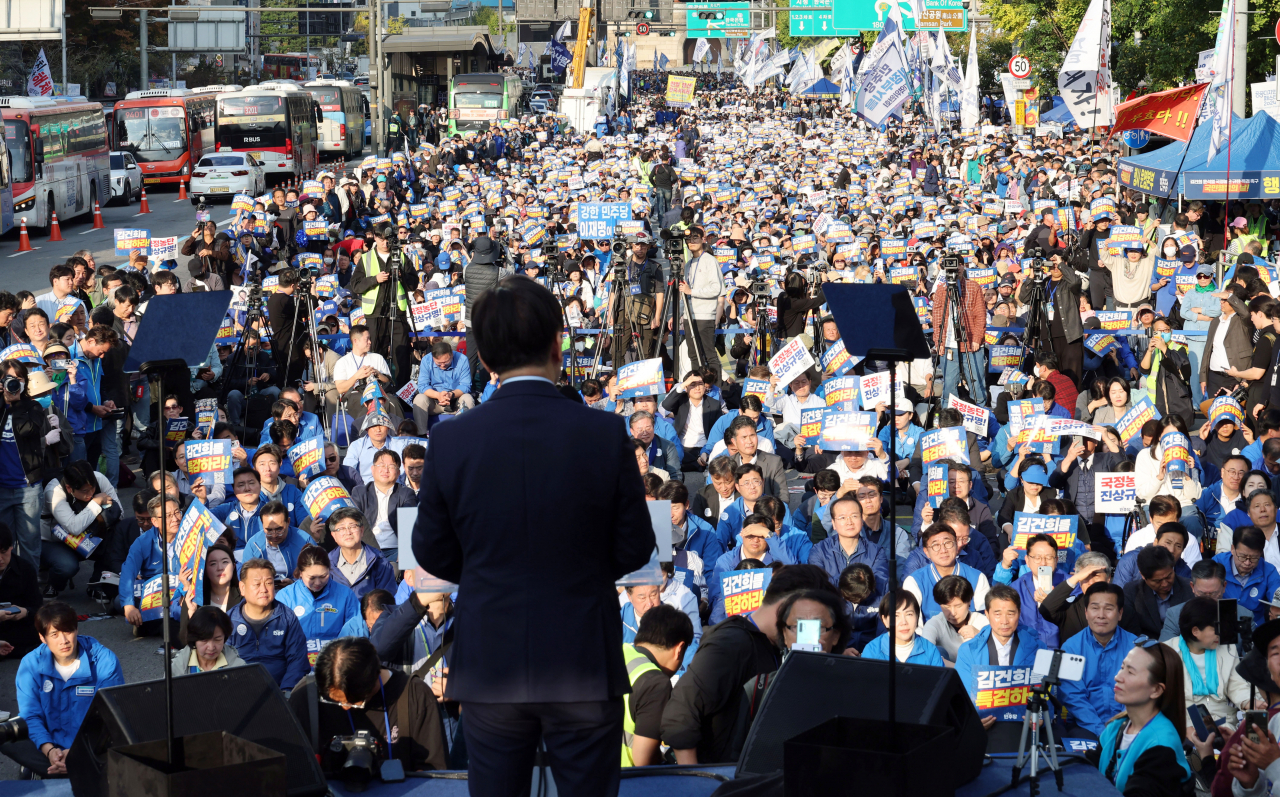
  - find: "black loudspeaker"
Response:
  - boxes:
[66,664,326,797]
[735,651,985,786]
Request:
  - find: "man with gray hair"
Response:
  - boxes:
[1038,552,1138,642]
[1157,559,1252,642]
[630,410,680,475]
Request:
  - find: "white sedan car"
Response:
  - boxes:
[188,151,266,205]
[109,152,142,205]
[529,90,555,114]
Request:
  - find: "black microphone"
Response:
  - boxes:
[659,228,676,241]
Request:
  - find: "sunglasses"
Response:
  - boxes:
[1197,274,1212,279]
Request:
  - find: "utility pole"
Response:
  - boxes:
[306,0,311,67]
[1232,0,1248,116]
[140,9,148,92]
[371,0,382,151]
[61,11,66,93]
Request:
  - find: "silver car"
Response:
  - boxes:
[109,152,143,205]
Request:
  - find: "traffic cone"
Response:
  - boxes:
[178,179,188,201]
[48,212,63,242]
[15,218,31,252]
[139,188,151,214]
[91,199,105,229]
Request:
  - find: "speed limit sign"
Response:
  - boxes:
[636,21,650,35]
[1008,54,1032,79]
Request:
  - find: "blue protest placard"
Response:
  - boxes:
[303,476,355,522]
[575,202,632,238]
[721,569,772,616]
[973,666,1042,721]
[288,437,326,480]
[920,427,969,465]
[183,440,234,484]
[617,358,665,398]
[114,228,150,256]
[926,464,949,508]
[1010,512,1079,550]
[818,409,877,452]
[820,338,856,377]
[174,498,226,606]
[137,574,176,621]
[52,524,101,559]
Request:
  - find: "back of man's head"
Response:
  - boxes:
[472,276,560,375]
[761,564,836,606]
[314,637,381,703]
[634,604,694,650]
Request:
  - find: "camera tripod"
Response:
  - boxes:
[589,256,647,381]
[655,238,711,380]
[942,269,986,407]
[282,273,332,441]
[219,275,266,431]
[1011,683,1064,796]
[1119,497,1149,553]
[1021,267,1057,362]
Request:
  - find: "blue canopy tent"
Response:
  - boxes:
[1040,102,1076,124]
[800,78,841,98]
[1116,114,1244,198]
[1183,112,1280,199]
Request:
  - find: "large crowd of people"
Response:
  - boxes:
[0,65,1277,797]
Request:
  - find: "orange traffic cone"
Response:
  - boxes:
[178,179,188,201]
[48,212,63,242]
[15,218,32,252]
[138,188,151,214]
[91,199,105,229]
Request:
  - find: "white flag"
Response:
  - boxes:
[1205,0,1236,162]
[856,33,910,125]
[27,48,54,97]
[555,20,572,41]
[1057,0,1114,129]
[693,38,711,64]
[960,26,980,129]
[930,31,962,89]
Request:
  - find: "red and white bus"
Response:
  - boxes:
[262,53,321,81]
[110,89,217,186]
[215,83,319,181]
[0,96,110,230]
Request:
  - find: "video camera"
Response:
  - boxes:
[939,252,963,282]
[1219,599,1255,654]
[1025,247,1050,281]
[373,221,404,274]
[195,200,210,223]
[611,228,629,257]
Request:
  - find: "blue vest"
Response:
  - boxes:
[1098,712,1190,793]
[910,562,984,620]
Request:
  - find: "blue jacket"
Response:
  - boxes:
[905,561,986,621]
[339,613,370,638]
[227,599,311,688]
[343,435,408,485]
[241,527,313,579]
[862,632,945,666]
[258,411,324,447]
[416,351,471,395]
[1113,547,1192,589]
[653,414,684,461]
[808,535,889,591]
[70,355,105,435]
[328,543,398,600]
[1195,482,1243,531]
[211,499,265,550]
[276,577,361,666]
[955,625,1044,702]
[901,531,997,584]
[701,411,776,457]
[16,636,124,750]
[1215,551,1280,625]
[708,542,794,624]
[260,482,308,529]
[676,513,725,569]
[879,422,925,463]
[50,373,89,437]
[119,529,181,609]
[992,570,1068,648]
[715,495,794,549]
[1059,626,1138,736]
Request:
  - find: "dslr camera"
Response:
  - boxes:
[330,730,404,790]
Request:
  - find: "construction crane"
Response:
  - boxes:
[568,0,595,89]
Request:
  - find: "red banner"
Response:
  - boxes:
[1109,84,1209,143]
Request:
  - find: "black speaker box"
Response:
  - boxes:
[735,651,985,786]
[66,664,326,797]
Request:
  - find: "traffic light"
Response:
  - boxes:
[697,11,724,19]
[627,10,654,18]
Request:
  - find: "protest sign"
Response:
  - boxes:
[51,524,101,558]
[722,569,772,616]
[164,417,188,444]
[974,666,1043,721]
[114,228,150,256]
[799,407,825,441]
[175,498,226,606]
[769,338,816,386]
[183,440,234,484]
[822,376,859,407]
[1043,418,1102,440]
[857,371,903,409]
[149,235,178,263]
[0,344,42,365]
[743,379,772,409]
[137,574,176,622]
[1095,473,1137,515]
[1209,396,1245,428]
[1160,431,1193,474]
[303,476,355,522]
[946,395,990,437]
[288,437,326,480]
[666,75,697,107]
[920,427,968,465]
[1095,311,1134,332]
[1013,415,1059,455]
[1084,333,1119,357]
[231,194,255,213]
[575,202,631,238]
[1007,399,1045,436]
[818,409,877,452]
[926,464,949,508]
[618,358,665,398]
[1114,396,1160,447]
[303,219,328,241]
[1011,512,1079,550]
[988,345,1025,372]
[820,338,856,377]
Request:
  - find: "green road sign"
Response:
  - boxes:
[686,1,751,38]
[791,0,967,36]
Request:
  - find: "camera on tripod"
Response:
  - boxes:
[1025,247,1050,281]
[611,229,629,257]
[940,252,962,282]
[374,222,403,273]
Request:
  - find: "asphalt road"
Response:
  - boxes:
[0,153,363,296]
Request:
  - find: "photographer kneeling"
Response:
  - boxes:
[289,637,447,777]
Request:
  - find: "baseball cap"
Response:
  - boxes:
[1230,217,1248,228]
[633,230,653,244]
[894,396,913,415]
[1021,465,1050,486]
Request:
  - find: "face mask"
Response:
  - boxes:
[35,395,51,409]
[1159,332,1172,343]
[323,256,334,265]
[1164,248,1177,258]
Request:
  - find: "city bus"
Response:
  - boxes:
[0,96,110,230]
[215,83,319,181]
[302,79,364,158]
[447,73,523,136]
[263,53,321,81]
[110,89,217,186]
[0,135,12,236]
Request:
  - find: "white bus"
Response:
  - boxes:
[215,83,319,181]
[303,79,365,158]
[1,96,110,230]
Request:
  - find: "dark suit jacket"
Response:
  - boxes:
[351,481,419,541]
[413,379,654,703]
[1122,576,1194,639]
[731,451,787,499]
[1046,450,1127,520]
[661,389,723,449]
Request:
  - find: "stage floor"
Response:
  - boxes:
[8,755,1121,797]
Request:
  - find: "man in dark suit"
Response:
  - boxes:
[413,276,655,797]
[726,415,787,499]
[1046,437,1127,559]
[1121,545,1193,638]
[662,371,724,471]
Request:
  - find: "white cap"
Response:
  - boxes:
[894,396,913,415]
